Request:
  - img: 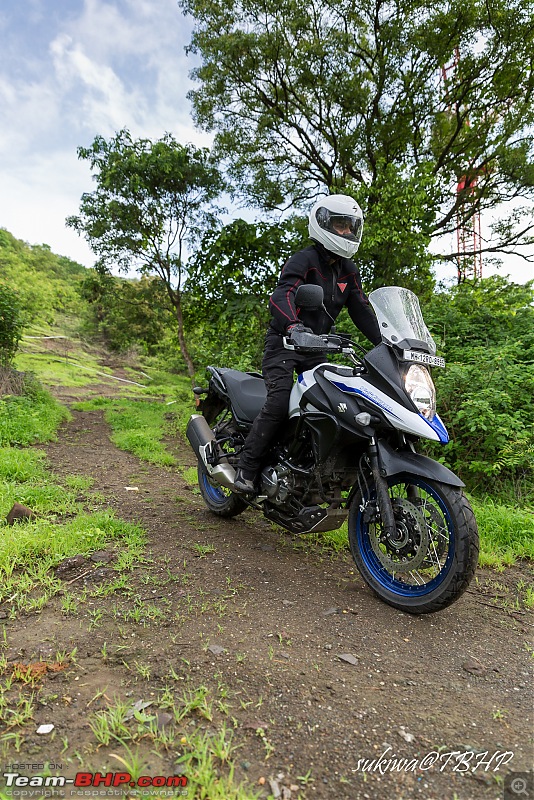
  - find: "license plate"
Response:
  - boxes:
[403,350,446,368]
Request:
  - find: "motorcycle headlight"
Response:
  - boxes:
[404,364,436,421]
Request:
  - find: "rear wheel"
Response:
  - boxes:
[196,413,248,518]
[197,461,247,518]
[348,474,479,614]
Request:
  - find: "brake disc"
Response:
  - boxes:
[416,500,449,561]
[368,497,429,573]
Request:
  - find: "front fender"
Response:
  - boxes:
[377,439,464,488]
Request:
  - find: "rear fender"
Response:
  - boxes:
[200,391,227,424]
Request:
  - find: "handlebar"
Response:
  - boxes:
[282,330,355,355]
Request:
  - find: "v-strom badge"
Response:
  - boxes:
[337,402,348,413]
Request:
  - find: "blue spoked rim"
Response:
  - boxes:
[354,476,455,598]
[199,467,234,507]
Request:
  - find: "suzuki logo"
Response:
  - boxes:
[337,402,347,413]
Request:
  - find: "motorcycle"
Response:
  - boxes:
[186,285,479,614]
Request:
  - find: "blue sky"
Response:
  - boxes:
[0,0,530,284]
[0,0,211,267]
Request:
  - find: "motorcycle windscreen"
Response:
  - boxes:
[368,287,437,355]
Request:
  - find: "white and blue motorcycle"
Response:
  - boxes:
[187,286,479,614]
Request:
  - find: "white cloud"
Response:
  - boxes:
[50,33,148,135]
[1,153,96,265]
[0,0,210,267]
[0,72,60,152]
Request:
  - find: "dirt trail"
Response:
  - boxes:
[3,389,533,800]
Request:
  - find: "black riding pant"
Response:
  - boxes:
[238,333,322,475]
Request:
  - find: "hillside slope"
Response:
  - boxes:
[0,228,89,324]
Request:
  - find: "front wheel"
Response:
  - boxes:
[348,474,479,614]
[197,462,247,518]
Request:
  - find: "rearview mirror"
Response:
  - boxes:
[295,284,324,310]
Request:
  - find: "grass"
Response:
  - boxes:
[72,397,182,466]
[15,350,113,388]
[178,725,262,800]
[0,512,146,610]
[16,325,114,387]
[0,446,48,482]
[471,496,534,568]
[16,328,190,399]
[0,447,83,520]
[83,688,262,800]
[0,376,147,613]
[0,383,69,446]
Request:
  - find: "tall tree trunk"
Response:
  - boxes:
[173,295,196,380]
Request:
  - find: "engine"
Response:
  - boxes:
[259,465,296,505]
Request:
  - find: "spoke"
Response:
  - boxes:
[407,570,425,585]
[427,539,441,568]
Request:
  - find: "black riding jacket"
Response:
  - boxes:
[268,243,381,346]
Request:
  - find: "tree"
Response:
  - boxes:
[67,130,224,378]
[0,285,23,369]
[189,216,307,307]
[180,0,534,283]
[79,271,175,354]
[185,216,308,370]
[0,228,86,325]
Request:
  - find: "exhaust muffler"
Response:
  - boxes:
[186,415,236,490]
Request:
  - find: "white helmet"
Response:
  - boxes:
[308,194,364,258]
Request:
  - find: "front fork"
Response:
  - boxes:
[367,438,397,537]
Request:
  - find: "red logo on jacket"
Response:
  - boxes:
[337,282,348,292]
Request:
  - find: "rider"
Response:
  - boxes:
[233,193,382,494]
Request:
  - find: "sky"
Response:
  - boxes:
[0,0,211,268]
[0,0,531,286]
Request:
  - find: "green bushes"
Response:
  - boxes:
[0,374,69,445]
[425,277,534,502]
[78,271,175,354]
[0,285,24,368]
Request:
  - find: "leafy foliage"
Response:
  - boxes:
[425,277,534,499]
[0,228,87,325]
[0,284,24,368]
[79,270,174,354]
[185,216,308,370]
[351,164,438,295]
[181,0,534,273]
[190,216,307,303]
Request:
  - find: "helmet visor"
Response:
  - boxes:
[315,208,362,242]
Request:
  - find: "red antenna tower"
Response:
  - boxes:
[455,176,483,281]
[441,49,483,282]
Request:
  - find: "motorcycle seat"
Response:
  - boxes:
[217,368,267,424]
